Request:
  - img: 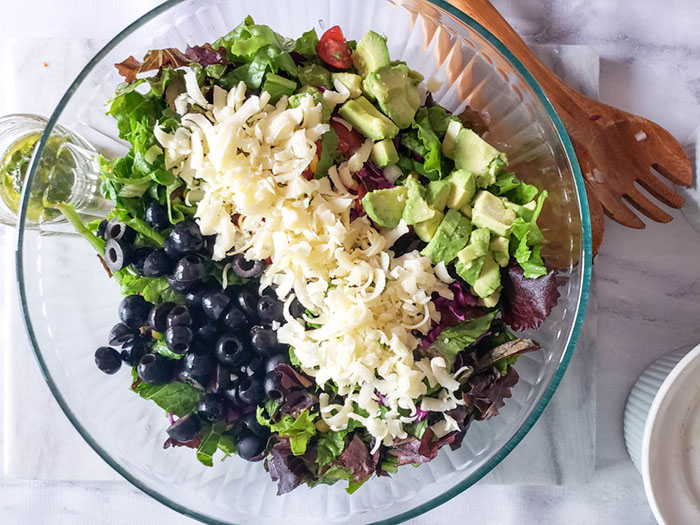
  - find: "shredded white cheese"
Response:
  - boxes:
[155,81,465,447]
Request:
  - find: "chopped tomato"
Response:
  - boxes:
[318,26,353,69]
[330,118,364,157]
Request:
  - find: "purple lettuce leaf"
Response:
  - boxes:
[184,44,228,66]
[355,161,394,192]
[336,434,376,482]
[463,366,520,421]
[502,263,560,332]
[271,363,318,418]
[265,438,313,495]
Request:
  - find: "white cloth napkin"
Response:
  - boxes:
[1,37,599,483]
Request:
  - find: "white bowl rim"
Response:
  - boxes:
[641,342,700,524]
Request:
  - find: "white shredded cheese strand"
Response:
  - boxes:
[156,81,464,446]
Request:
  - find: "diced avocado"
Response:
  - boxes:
[362,65,421,129]
[331,72,363,98]
[421,208,472,264]
[471,190,516,236]
[298,63,332,88]
[414,210,444,242]
[352,31,391,77]
[361,186,408,228]
[460,203,472,218]
[390,61,424,86]
[490,235,510,267]
[288,86,331,122]
[261,73,297,103]
[402,175,435,225]
[455,257,484,286]
[371,138,399,168]
[473,252,501,299]
[338,96,399,141]
[454,128,508,187]
[480,289,501,308]
[425,180,452,212]
[442,120,463,159]
[446,169,476,210]
[457,227,490,264]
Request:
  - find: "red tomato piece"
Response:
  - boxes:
[318,25,353,69]
[330,118,364,157]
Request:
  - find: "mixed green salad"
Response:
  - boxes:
[67,17,560,495]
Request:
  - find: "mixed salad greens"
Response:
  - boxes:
[69,17,560,495]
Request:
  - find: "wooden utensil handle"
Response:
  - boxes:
[447,0,571,101]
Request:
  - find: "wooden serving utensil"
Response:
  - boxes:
[448,0,693,254]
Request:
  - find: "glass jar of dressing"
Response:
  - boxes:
[0,114,110,227]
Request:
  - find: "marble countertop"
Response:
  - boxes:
[2,0,700,523]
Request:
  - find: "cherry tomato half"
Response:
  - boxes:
[317,26,353,69]
[330,118,365,157]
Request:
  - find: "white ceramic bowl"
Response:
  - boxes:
[624,344,700,524]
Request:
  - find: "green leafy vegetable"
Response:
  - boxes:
[430,311,497,367]
[426,105,459,137]
[314,130,339,179]
[113,273,182,304]
[412,107,445,179]
[258,409,318,455]
[316,431,347,468]
[197,422,226,466]
[490,172,538,205]
[289,347,302,368]
[217,433,237,459]
[510,191,548,278]
[58,204,105,254]
[133,381,202,417]
[293,29,319,58]
[152,338,184,360]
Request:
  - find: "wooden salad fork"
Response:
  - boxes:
[448,0,693,254]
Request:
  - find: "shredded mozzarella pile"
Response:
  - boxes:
[155,72,464,448]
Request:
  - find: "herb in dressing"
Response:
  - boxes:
[0,132,76,222]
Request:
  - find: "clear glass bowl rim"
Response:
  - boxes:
[14,1,592,523]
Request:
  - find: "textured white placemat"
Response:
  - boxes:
[2,38,598,483]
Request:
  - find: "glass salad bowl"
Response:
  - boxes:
[15,0,592,523]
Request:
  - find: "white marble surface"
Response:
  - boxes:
[1,0,700,523]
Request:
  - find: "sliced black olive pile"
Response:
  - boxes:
[92,219,293,461]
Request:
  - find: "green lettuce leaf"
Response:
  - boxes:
[490,172,538,205]
[412,108,443,179]
[113,273,182,304]
[314,129,339,178]
[510,191,548,278]
[197,422,226,467]
[316,431,347,468]
[429,311,497,367]
[293,29,319,59]
[152,338,184,360]
[258,409,317,455]
[217,433,237,459]
[133,381,202,417]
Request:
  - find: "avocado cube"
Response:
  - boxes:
[332,72,363,98]
[442,120,463,159]
[457,227,490,264]
[425,180,452,212]
[361,186,408,228]
[414,211,444,243]
[480,289,501,308]
[490,235,510,267]
[454,128,508,186]
[421,208,472,264]
[455,257,484,286]
[471,190,516,236]
[262,73,297,104]
[371,138,399,168]
[504,199,537,221]
[362,65,421,129]
[352,30,391,77]
[338,96,399,141]
[402,175,435,225]
[460,203,472,218]
[446,169,476,210]
[298,63,332,88]
[473,252,501,299]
